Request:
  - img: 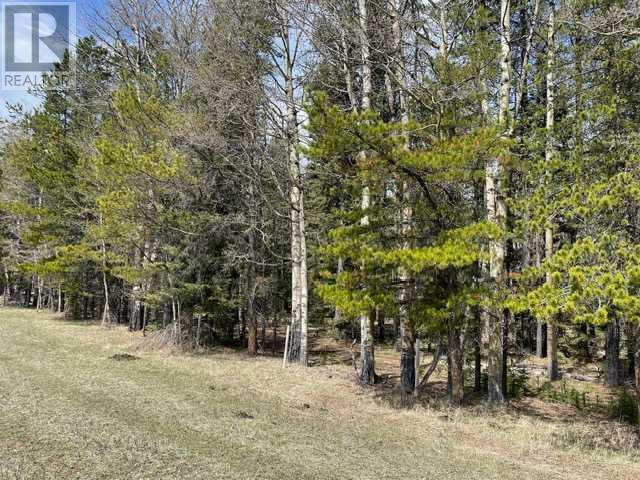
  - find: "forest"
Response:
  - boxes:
[1,0,640,476]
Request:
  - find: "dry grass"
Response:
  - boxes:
[0,307,638,479]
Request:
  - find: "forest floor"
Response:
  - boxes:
[1,307,639,479]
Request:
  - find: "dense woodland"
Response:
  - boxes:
[1,0,640,418]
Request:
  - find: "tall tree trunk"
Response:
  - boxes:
[339,26,358,113]
[633,330,640,434]
[357,0,376,385]
[238,287,245,347]
[335,16,352,331]
[534,235,546,357]
[359,187,376,385]
[299,190,308,364]
[130,246,144,331]
[546,230,559,381]
[536,321,547,357]
[247,179,258,356]
[486,0,511,404]
[605,317,621,387]
[272,284,279,357]
[36,276,43,311]
[163,302,171,329]
[48,286,54,312]
[448,319,465,405]
[246,273,257,355]
[626,323,636,382]
[390,0,413,383]
[474,307,482,393]
[261,310,267,353]
[142,306,149,337]
[24,275,33,308]
[83,295,89,321]
[400,332,415,392]
[100,230,110,327]
[280,5,308,366]
[502,310,510,397]
[398,182,413,388]
[546,324,558,381]
[545,2,559,381]
[130,295,142,330]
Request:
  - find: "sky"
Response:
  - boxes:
[0,0,99,119]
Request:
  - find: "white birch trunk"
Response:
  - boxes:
[358,0,372,112]
[357,0,375,384]
[298,189,309,365]
[280,5,308,366]
[486,0,511,403]
[545,1,559,381]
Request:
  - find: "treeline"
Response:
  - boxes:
[1,0,640,409]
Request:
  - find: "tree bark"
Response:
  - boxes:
[163,302,171,329]
[130,298,142,330]
[448,321,465,405]
[100,233,111,327]
[502,310,510,397]
[389,0,413,375]
[359,186,376,385]
[486,0,511,404]
[536,320,547,357]
[474,308,482,393]
[246,242,258,356]
[626,323,636,382]
[24,275,32,308]
[605,317,621,388]
[547,322,559,380]
[280,4,308,366]
[246,176,258,356]
[534,235,546,357]
[357,0,375,385]
[238,303,245,347]
[129,244,144,331]
[545,2,559,382]
[299,189,308,364]
[546,229,559,380]
[358,0,372,113]
[36,276,43,311]
[400,331,415,393]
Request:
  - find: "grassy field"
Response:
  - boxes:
[0,308,638,479]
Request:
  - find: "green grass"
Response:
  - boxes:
[0,308,638,479]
